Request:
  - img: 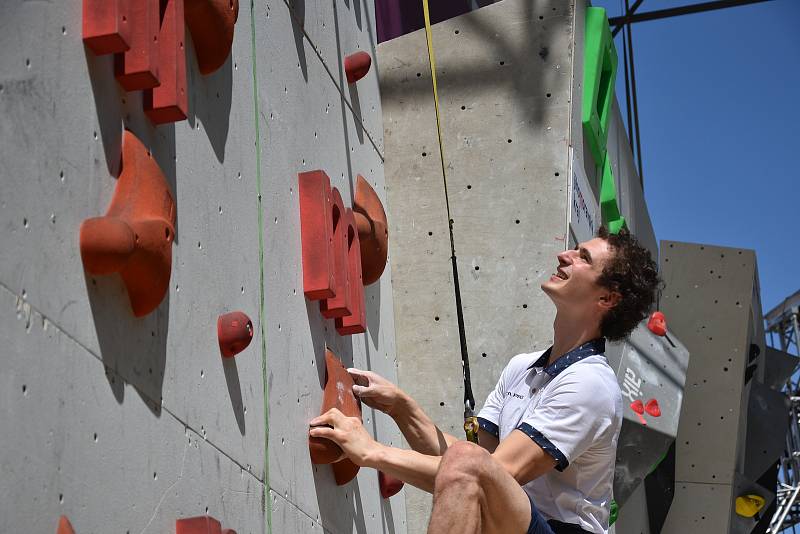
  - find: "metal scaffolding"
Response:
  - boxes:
[766,289,800,533]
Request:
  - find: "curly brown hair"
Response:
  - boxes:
[596,226,662,341]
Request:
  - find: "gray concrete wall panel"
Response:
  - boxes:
[378,3,577,530]
[0,0,267,478]
[661,481,732,533]
[613,481,651,534]
[659,241,770,532]
[743,382,789,482]
[605,100,657,258]
[660,241,757,486]
[257,2,404,533]
[764,346,798,390]
[0,287,264,533]
[0,0,405,532]
[427,0,574,415]
[378,20,464,534]
[606,323,689,507]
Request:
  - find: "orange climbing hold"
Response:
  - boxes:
[217,311,253,357]
[57,515,75,534]
[647,311,667,336]
[299,170,337,300]
[335,209,366,335]
[353,175,388,286]
[309,349,362,466]
[144,0,188,125]
[79,130,176,317]
[344,51,372,84]
[333,457,361,486]
[185,0,239,75]
[319,188,353,319]
[645,398,661,418]
[176,516,222,534]
[379,471,404,499]
[114,0,160,91]
[82,0,131,55]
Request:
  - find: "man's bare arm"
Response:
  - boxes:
[491,430,558,484]
[393,392,460,455]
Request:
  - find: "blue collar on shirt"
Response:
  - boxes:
[528,338,606,377]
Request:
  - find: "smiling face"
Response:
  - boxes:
[541,237,618,321]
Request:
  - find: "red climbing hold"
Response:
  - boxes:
[353,175,388,286]
[185,0,239,75]
[333,457,361,486]
[79,130,176,317]
[344,51,372,84]
[645,398,661,418]
[217,311,253,358]
[82,0,131,55]
[647,311,667,337]
[299,170,337,300]
[57,515,76,534]
[114,0,160,91]
[379,471,404,499]
[319,188,353,319]
[629,399,647,425]
[144,0,188,125]
[176,516,222,534]
[309,349,362,465]
[335,209,367,335]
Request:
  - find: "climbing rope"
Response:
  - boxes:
[421,0,478,444]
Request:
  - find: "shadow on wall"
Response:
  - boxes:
[85,273,169,416]
[286,0,310,83]
[222,354,246,434]
[186,26,234,163]
[378,0,561,130]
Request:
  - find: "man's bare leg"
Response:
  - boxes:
[427,441,533,534]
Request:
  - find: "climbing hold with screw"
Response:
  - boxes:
[217,311,253,358]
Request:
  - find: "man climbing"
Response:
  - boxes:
[309,227,661,534]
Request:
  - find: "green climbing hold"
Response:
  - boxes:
[582,7,618,166]
[599,153,625,234]
[609,499,619,525]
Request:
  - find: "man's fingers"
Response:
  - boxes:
[309,408,345,427]
[347,367,374,386]
[352,384,375,398]
[308,425,339,442]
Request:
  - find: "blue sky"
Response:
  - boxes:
[591,0,799,317]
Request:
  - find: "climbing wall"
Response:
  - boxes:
[377,0,657,530]
[659,241,783,533]
[0,1,404,533]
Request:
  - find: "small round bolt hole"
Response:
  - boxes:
[434,316,440,321]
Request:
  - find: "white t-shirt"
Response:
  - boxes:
[477,339,622,534]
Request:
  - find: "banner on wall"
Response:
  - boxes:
[568,147,599,244]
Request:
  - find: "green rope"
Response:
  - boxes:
[249,1,272,531]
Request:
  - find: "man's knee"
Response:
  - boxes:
[436,441,492,490]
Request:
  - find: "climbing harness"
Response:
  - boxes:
[421,0,478,444]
